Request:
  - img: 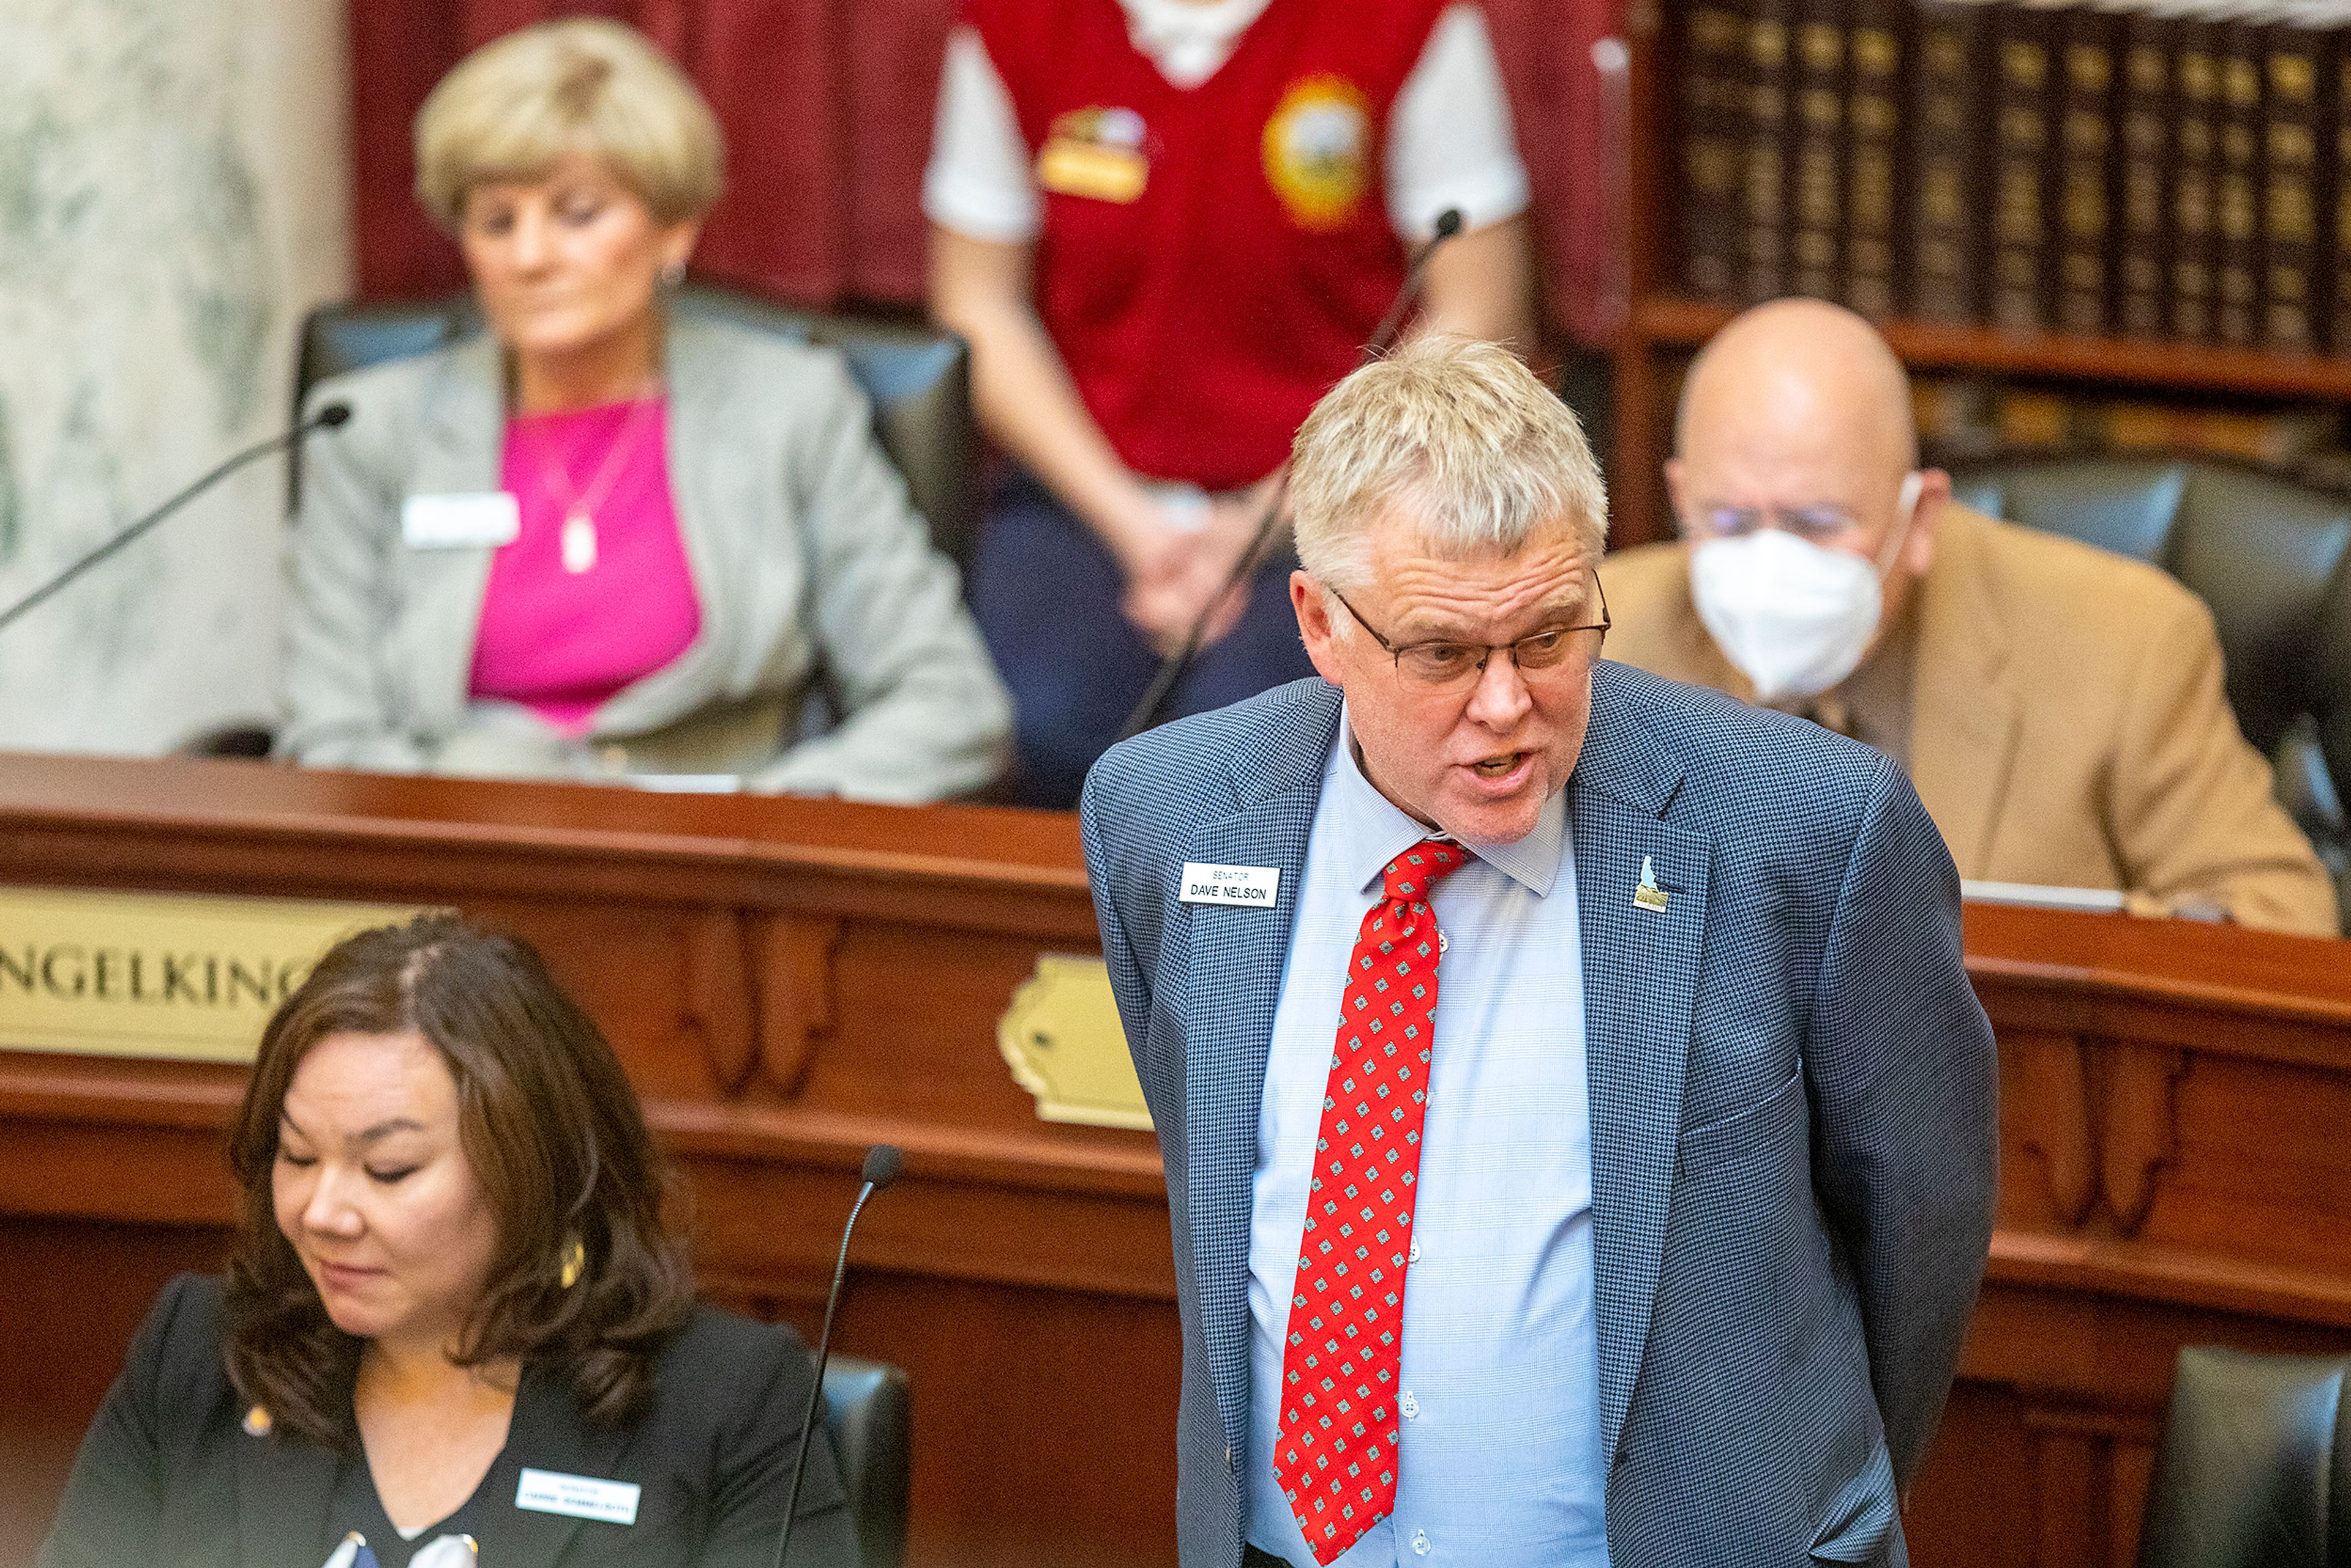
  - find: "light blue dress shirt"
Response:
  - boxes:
[1247,711,1609,1567]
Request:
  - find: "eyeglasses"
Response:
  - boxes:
[1684,471,1927,549]
[1685,503,1864,546]
[1327,579,1611,690]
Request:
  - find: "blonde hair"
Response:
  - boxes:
[1289,336,1608,593]
[414,18,724,231]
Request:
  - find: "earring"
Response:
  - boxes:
[659,260,687,288]
[559,1237,586,1290]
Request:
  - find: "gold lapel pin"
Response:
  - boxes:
[1634,855,1669,913]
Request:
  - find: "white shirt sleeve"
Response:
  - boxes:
[922,26,1043,244]
[1384,4,1531,241]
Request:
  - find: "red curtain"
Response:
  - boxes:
[350,0,1627,344]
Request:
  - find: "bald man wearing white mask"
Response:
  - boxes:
[1600,299,2338,937]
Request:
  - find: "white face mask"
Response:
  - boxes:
[1686,471,1924,703]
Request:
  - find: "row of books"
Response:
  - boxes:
[1659,352,2348,475]
[1910,378,2343,470]
[1674,0,2351,353]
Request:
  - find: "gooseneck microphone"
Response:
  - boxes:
[0,401,353,639]
[1115,208,1468,743]
[771,1143,902,1568]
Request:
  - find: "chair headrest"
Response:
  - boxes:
[293,284,977,568]
[1951,457,2351,803]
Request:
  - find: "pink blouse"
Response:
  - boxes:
[469,397,703,735]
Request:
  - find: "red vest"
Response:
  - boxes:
[967,0,1449,490]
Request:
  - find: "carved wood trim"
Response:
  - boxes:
[683,909,757,1096]
[2011,1405,2162,1568]
[746,912,842,1100]
[1989,1228,2351,1328]
[1970,958,2351,1035]
[2027,1420,2110,1568]
[2014,1030,2097,1226]
[2008,1031,2188,1240]
[2094,1045,2188,1238]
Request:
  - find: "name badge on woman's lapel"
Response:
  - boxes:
[516,1466,641,1525]
[402,492,520,550]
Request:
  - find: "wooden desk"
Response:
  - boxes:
[0,754,1163,1568]
[0,753,2344,1568]
[1923,902,2351,1567]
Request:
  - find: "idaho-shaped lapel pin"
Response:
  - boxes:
[1634,855,1669,913]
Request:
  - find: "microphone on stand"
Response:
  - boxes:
[1115,208,1468,743]
[0,402,353,639]
[771,1143,903,1568]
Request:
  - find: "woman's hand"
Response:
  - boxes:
[1116,510,1246,659]
[1117,475,1288,657]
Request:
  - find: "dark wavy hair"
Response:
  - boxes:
[223,913,694,1447]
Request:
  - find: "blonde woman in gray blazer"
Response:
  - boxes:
[281,18,1009,803]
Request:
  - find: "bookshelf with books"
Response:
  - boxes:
[1613,0,2351,548]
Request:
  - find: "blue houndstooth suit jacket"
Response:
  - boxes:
[1079,664,1997,1568]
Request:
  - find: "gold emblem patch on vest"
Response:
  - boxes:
[1037,106,1150,204]
[1262,75,1373,231]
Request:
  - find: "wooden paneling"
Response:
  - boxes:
[0,754,1169,1568]
[1914,904,2351,1567]
[0,1221,235,1568]
[0,756,2347,1566]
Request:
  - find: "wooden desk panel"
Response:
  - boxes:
[0,755,1168,1568]
[0,756,2345,1568]
[1937,904,2351,1567]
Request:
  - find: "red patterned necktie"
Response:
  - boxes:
[1274,838,1468,1564]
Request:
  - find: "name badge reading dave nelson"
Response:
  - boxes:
[1180,862,1281,909]
[516,1468,640,1526]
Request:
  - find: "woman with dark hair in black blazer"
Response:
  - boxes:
[36,915,855,1568]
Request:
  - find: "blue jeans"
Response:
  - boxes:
[969,474,1318,808]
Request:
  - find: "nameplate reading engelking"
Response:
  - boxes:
[0,886,420,1063]
[516,1468,641,1526]
[1179,863,1280,908]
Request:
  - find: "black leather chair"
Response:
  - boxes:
[180,283,977,759]
[289,282,978,569]
[1950,459,2351,923]
[2135,1345,2351,1568]
[822,1354,911,1568]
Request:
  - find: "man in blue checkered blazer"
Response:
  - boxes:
[1081,339,1997,1567]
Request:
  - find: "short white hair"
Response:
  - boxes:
[1289,335,1608,593]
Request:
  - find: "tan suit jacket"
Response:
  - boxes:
[279,315,1011,803]
[1597,504,2339,936]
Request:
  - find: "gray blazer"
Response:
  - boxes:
[279,314,1011,801]
[1081,669,1998,1568]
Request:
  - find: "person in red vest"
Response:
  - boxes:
[928,0,1535,808]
